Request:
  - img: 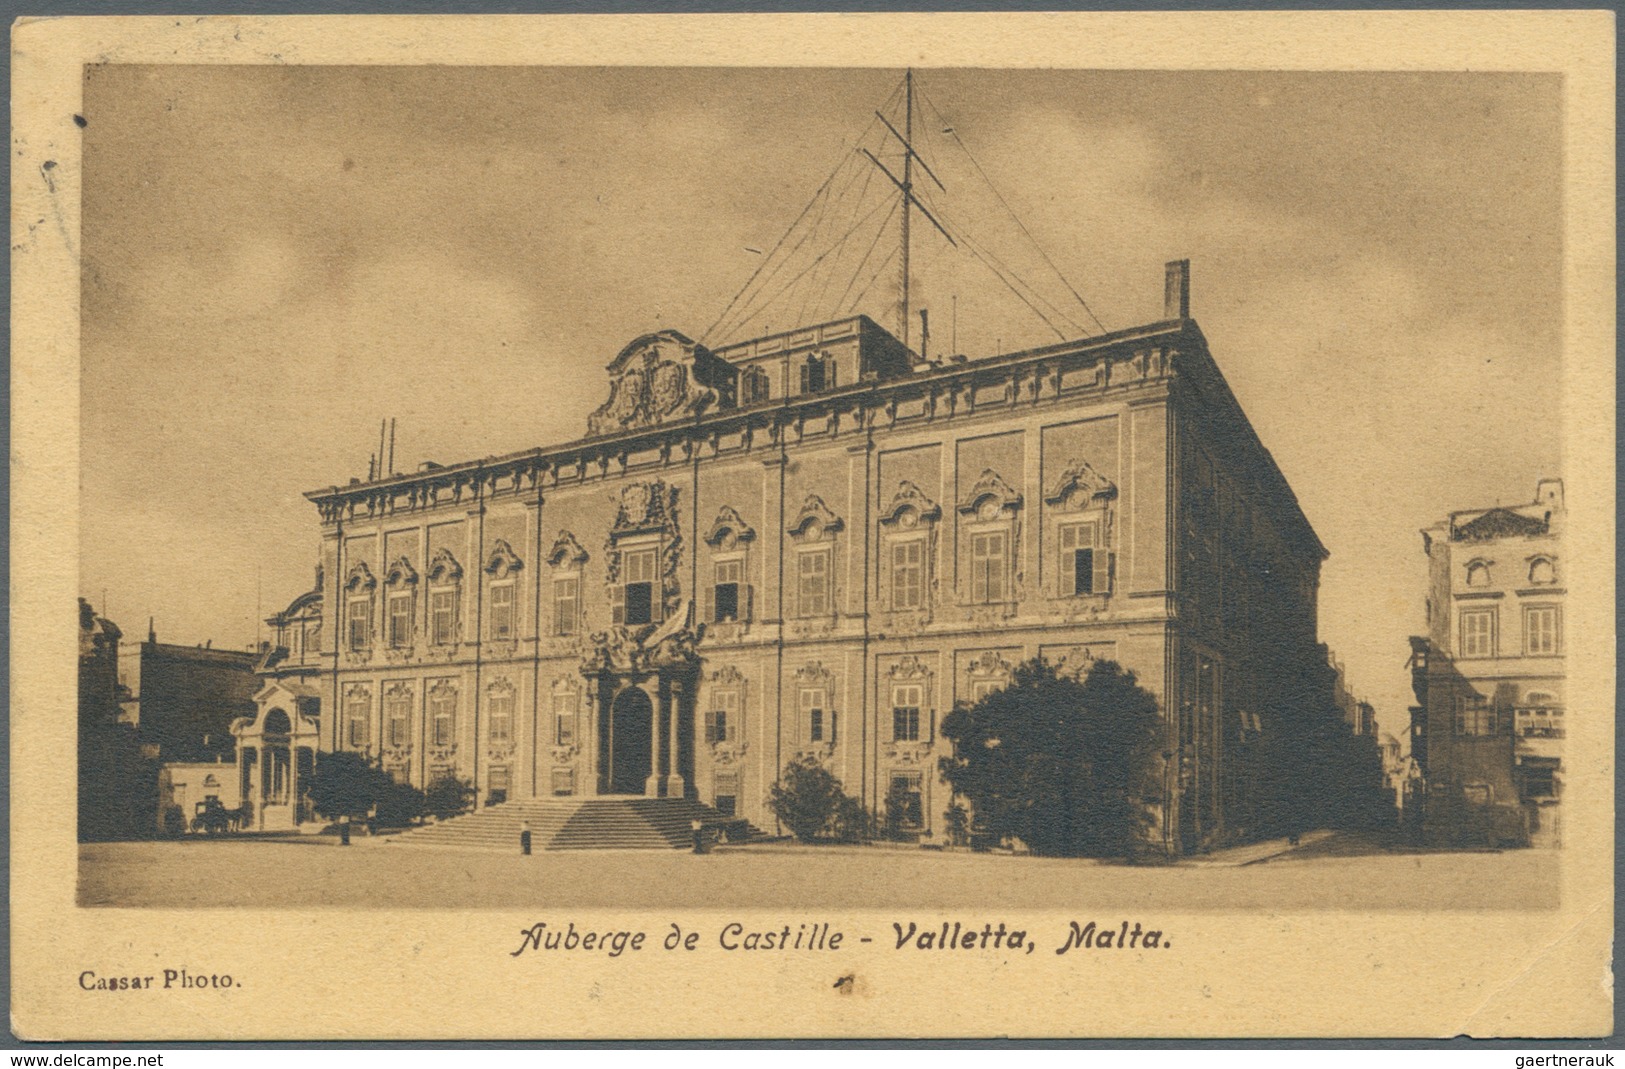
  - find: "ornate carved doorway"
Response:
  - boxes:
[607,687,654,795]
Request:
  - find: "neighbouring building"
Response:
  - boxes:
[250,261,1334,854]
[1409,479,1565,847]
[118,623,259,764]
[78,598,152,841]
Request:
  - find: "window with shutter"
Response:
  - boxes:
[553,691,577,746]
[622,548,658,626]
[430,589,456,646]
[388,591,414,648]
[551,576,578,635]
[386,692,411,748]
[892,684,923,741]
[971,530,1007,603]
[798,548,831,616]
[488,691,513,746]
[1060,521,1107,596]
[491,580,517,638]
[347,598,372,650]
[346,692,370,749]
[713,558,742,622]
[892,539,924,609]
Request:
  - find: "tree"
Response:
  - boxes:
[939,657,1163,858]
[769,756,868,842]
[423,772,476,821]
[308,751,424,827]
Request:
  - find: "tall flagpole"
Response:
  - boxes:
[900,69,913,349]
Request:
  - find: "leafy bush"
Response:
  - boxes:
[423,773,476,822]
[308,751,424,826]
[161,805,186,838]
[769,756,868,842]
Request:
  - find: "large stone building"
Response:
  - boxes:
[1409,479,1565,847]
[250,262,1332,853]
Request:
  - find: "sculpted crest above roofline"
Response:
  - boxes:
[586,330,738,438]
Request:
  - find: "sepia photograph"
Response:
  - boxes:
[13,12,1615,1041]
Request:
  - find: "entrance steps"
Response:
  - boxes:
[389,797,757,853]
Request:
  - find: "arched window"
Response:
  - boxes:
[1528,557,1557,585]
[1465,560,1492,588]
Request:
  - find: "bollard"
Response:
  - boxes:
[691,818,706,855]
[520,820,532,856]
[339,814,351,846]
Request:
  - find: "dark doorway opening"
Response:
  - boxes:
[608,687,653,795]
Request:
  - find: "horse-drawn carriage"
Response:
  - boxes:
[190,798,251,834]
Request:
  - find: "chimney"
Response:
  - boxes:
[1164,259,1190,320]
[918,309,930,363]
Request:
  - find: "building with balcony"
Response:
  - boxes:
[1409,478,1565,846]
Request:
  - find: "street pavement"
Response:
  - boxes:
[78,832,1559,911]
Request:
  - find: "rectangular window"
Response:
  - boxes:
[303,620,322,658]
[1522,765,1557,799]
[490,581,516,639]
[347,598,372,650]
[385,692,411,748]
[705,690,740,745]
[1060,522,1108,596]
[892,683,924,742]
[890,772,923,829]
[797,548,831,617]
[553,691,577,747]
[714,771,740,817]
[430,690,457,748]
[488,691,513,746]
[891,539,924,610]
[346,693,370,749]
[550,576,576,636]
[551,768,575,796]
[430,589,456,646]
[1461,608,1497,658]
[1524,605,1561,655]
[388,591,414,648]
[488,766,510,806]
[713,558,742,622]
[800,686,834,743]
[970,678,1002,703]
[971,530,1007,603]
[620,548,657,627]
[1454,698,1497,736]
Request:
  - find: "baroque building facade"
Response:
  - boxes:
[1409,479,1565,847]
[253,262,1329,853]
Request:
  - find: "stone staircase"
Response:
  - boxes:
[389,797,757,853]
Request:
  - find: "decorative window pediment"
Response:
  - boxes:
[879,481,942,528]
[788,494,844,541]
[427,548,463,584]
[1527,555,1558,585]
[957,469,1024,517]
[704,506,757,548]
[1044,460,1117,509]
[384,556,419,587]
[344,561,377,593]
[543,532,585,569]
[966,650,1014,680]
[889,654,933,683]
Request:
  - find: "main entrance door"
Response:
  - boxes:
[607,687,653,795]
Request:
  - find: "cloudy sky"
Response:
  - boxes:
[81,66,1561,733]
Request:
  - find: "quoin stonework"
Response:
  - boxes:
[245,262,1331,854]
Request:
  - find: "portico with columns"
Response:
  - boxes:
[232,681,322,831]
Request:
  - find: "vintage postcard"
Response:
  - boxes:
[11,12,1615,1041]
